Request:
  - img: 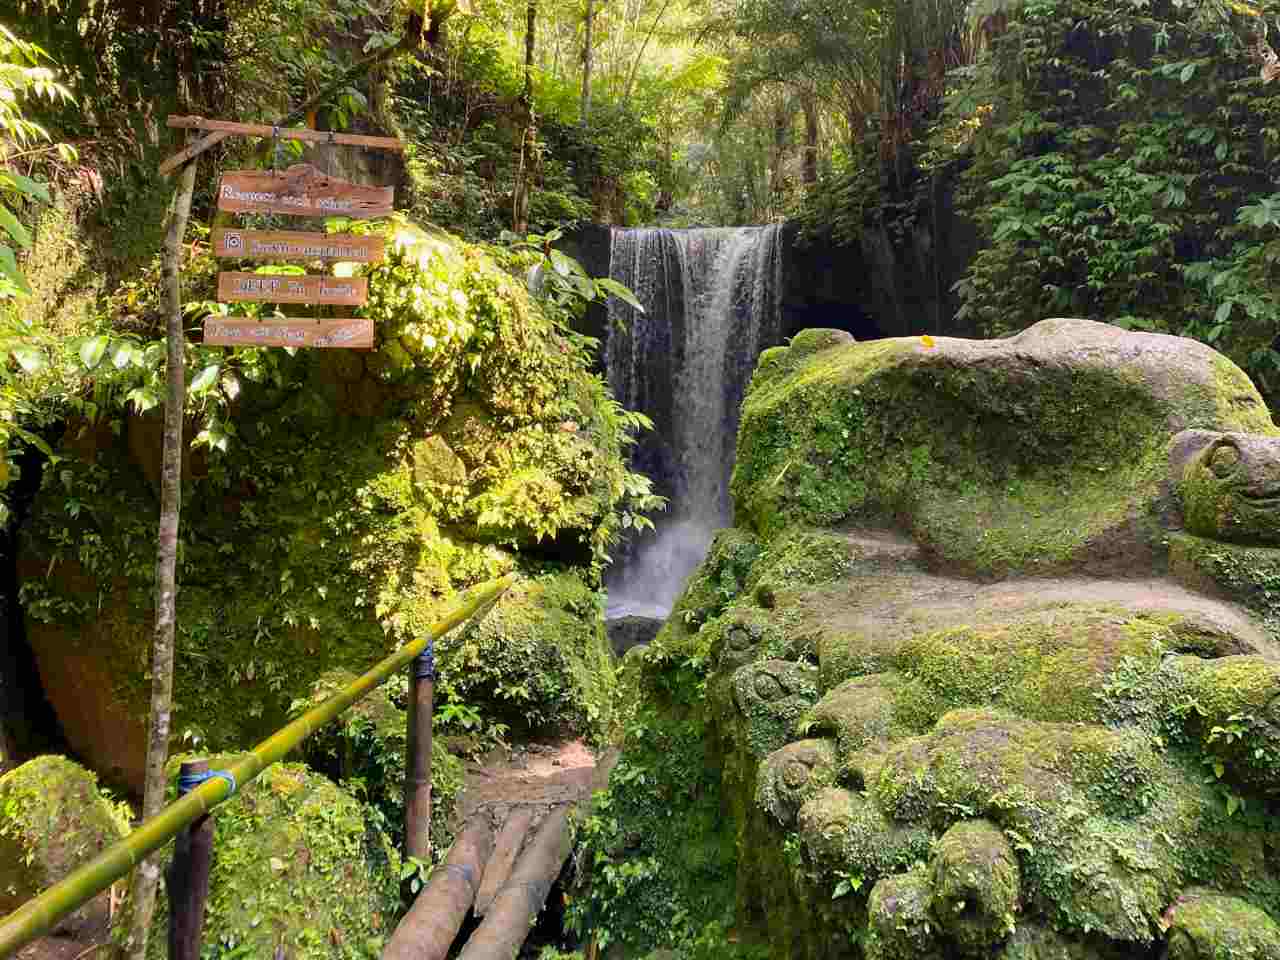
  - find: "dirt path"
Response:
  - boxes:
[455,738,608,826]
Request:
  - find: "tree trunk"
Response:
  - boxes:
[580,0,593,130]
[513,0,537,233]
[802,93,819,186]
[124,139,197,960]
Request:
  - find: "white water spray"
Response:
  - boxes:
[604,226,785,620]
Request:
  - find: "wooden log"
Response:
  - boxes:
[158,129,231,177]
[166,760,214,960]
[382,816,494,960]
[456,808,572,960]
[473,807,535,917]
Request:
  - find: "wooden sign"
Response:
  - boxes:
[212,228,385,263]
[218,272,367,306]
[203,318,375,349]
[217,163,394,218]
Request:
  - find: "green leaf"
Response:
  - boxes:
[1227,794,1239,816]
[79,335,108,369]
[0,244,31,295]
[0,171,51,204]
[596,277,646,313]
[1214,300,1233,325]
[0,205,31,248]
[10,344,44,373]
[1216,141,1228,162]
[1180,63,1196,84]
[1213,760,1225,779]
[190,363,220,394]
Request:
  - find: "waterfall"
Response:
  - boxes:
[604,225,785,620]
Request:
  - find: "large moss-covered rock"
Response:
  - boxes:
[17,228,633,790]
[576,321,1280,958]
[733,318,1276,575]
[144,760,399,959]
[0,755,129,936]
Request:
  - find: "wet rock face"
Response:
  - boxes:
[617,322,1280,958]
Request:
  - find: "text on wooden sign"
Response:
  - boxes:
[217,272,367,306]
[204,318,375,349]
[217,164,393,218]
[212,228,385,263]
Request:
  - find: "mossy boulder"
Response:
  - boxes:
[1173,431,1280,546]
[733,318,1276,575]
[0,755,129,936]
[145,759,399,959]
[865,868,943,960]
[17,228,633,790]
[929,819,1020,953]
[1162,889,1280,959]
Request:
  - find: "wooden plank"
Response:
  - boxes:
[167,115,404,152]
[158,129,231,177]
[212,228,385,263]
[474,808,535,917]
[217,164,394,218]
[203,318,374,349]
[217,272,367,305]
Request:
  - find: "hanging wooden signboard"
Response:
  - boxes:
[217,271,368,305]
[203,318,375,349]
[217,163,394,218]
[212,228,385,263]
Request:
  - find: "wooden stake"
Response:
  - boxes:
[167,760,214,960]
[166,116,403,152]
[404,647,435,864]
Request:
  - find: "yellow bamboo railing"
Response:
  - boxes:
[0,574,515,956]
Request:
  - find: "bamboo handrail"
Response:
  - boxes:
[0,574,515,956]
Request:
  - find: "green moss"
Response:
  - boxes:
[929,819,1020,953]
[796,786,932,886]
[732,320,1277,575]
[1002,924,1116,959]
[865,868,943,960]
[1168,532,1280,641]
[799,676,899,775]
[146,759,399,960]
[1163,889,1280,960]
[0,756,129,936]
[1177,434,1280,546]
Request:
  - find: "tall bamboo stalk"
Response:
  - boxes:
[0,575,514,957]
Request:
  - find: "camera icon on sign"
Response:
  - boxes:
[224,232,244,252]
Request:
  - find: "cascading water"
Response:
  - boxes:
[604,225,785,621]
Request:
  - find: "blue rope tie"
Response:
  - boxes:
[413,637,437,682]
[177,769,238,796]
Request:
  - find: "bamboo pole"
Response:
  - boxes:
[0,575,514,956]
[382,815,495,960]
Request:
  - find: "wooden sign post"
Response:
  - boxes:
[159,116,402,354]
[217,164,393,218]
[212,228,384,263]
[217,272,368,306]
[203,318,375,349]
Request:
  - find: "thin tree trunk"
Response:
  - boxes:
[802,93,819,186]
[621,0,673,104]
[513,0,537,233]
[580,0,593,130]
[125,141,197,960]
